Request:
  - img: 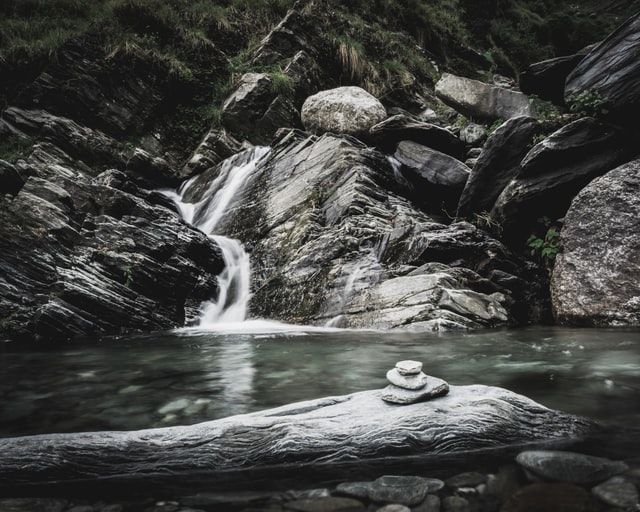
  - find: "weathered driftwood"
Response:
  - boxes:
[0,385,596,493]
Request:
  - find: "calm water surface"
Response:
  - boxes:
[1,324,639,438]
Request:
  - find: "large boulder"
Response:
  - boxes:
[221,72,300,145]
[457,116,543,219]
[368,114,465,158]
[183,130,546,329]
[393,140,469,214]
[0,385,596,494]
[301,86,387,136]
[565,12,640,125]
[491,117,632,246]
[551,159,640,326]
[435,73,533,121]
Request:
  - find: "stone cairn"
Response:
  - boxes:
[381,360,450,404]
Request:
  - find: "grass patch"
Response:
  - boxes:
[0,134,34,163]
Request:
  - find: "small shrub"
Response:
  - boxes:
[486,118,505,136]
[527,216,561,268]
[568,88,609,118]
[269,70,294,96]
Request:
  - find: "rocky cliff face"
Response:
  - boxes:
[1,1,639,340]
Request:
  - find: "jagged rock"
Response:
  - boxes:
[491,117,632,246]
[457,116,543,220]
[515,450,628,485]
[520,54,586,105]
[181,128,242,177]
[0,143,224,342]
[458,123,486,146]
[368,114,465,158]
[435,73,533,121]
[0,159,25,196]
[182,132,544,329]
[301,87,387,136]
[0,107,125,171]
[393,140,469,214]
[252,7,315,66]
[591,476,639,509]
[565,12,640,124]
[125,148,180,188]
[0,386,597,493]
[551,159,640,326]
[221,72,300,145]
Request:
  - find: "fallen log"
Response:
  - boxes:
[0,385,597,496]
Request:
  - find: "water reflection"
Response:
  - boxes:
[0,326,639,437]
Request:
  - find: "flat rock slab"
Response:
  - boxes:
[382,376,449,404]
[0,386,596,492]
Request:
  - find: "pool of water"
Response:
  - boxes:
[1,324,639,439]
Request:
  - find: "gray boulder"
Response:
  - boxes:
[459,122,487,146]
[491,117,632,245]
[0,385,597,492]
[435,73,533,121]
[457,116,543,220]
[565,12,640,124]
[221,72,299,145]
[393,140,469,214]
[368,114,465,158]
[551,159,640,326]
[301,86,387,136]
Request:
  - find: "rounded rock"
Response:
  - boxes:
[369,475,430,506]
[386,368,428,390]
[394,360,422,375]
[591,476,639,508]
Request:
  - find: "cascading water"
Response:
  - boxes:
[165,146,270,326]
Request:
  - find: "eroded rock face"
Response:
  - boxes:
[565,12,640,125]
[185,130,545,329]
[301,87,387,136]
[435,73,533,121]
[491,117,632,246]
[520,54,586,105]
[0,144,224,342]
[551,159,640,326]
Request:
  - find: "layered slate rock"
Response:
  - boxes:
[184,130,541,329]
[0,385,597,493]
[435,73,533,121]
[520,54,586,105]
[393,140,470,214]
[0,143,224,342]
[221,72,300,145]
[565,12,640,125]
[551,159,640,326]
[367,114,465,158]
[301,87,387,136]
[457,116,543,219]
[491,117,632,245]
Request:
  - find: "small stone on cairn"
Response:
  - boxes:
[382,360,449,404]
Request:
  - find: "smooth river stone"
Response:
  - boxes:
[386,368,428,390]
[382,376,449,404]
[515,450,629,485]
[395,360,422,375]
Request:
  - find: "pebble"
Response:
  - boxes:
[591,475,639,508]
[394,360,422,376]
[442,495,470,512]
[375,505,410,512]
[385,369,428,390]
[445,471,486,488]
[515,450,629,485]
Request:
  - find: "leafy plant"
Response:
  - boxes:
[529,133,547,148]
[486,118,505,136]
[527,216,561,267]
[568,88,609,118]
[472,211,502,236]
[123,264,134,288]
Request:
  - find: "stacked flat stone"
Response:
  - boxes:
[382,360,449,404]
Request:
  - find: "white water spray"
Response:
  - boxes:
[165,146,270,326]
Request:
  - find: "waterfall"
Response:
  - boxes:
[165,146,270,326]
